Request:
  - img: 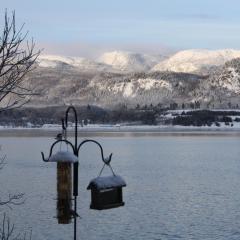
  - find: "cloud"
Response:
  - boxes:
[166,13,221,22]
[37,41,175,58]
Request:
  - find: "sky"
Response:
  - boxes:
[2,0,240,57]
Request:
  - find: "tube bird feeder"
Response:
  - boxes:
[49,151,78,224]
[57,162,72,224]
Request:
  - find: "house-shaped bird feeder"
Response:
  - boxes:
[87,175,126,210]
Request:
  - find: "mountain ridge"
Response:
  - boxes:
[152,49,240,74]
[38,48,240,74]
[27,49,240,110]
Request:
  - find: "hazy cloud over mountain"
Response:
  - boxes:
[38,42,174,59]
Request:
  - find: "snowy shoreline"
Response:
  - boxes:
[0,124,240,137]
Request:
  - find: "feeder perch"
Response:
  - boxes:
[87,175,126,210]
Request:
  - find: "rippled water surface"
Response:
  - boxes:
[1,132,240,240]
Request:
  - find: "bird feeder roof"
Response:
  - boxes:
[48,151,78,163]
[87,175,126,190]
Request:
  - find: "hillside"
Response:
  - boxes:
[21,49,240,110]
[151,49,240,74]
[25,67,204,108]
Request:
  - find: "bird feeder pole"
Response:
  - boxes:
[63,106,79,240]
[41,106,126,240]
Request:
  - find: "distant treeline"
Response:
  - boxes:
[1,106,239,127]
[170,110,240,127]
[0,105,159,126]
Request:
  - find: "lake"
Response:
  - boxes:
[1,131,240,240]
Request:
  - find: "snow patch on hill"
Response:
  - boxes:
[137,78,172,91]
[123,82,134,97]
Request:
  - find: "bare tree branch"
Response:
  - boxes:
[0,194,25,210]
[0,213,32,240]
[0,149,27,238]
[0,10,41,111]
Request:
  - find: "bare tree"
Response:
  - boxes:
[0,10,40,239]
[0,150,29,240]
[0,153,29,240]
[0,213,32,240]
[0,10,40,111]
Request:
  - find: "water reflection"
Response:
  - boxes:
[0,133,240,239]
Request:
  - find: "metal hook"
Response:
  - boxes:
[77,139,113,165]
[41,139,75,162]
[103,153,112,165]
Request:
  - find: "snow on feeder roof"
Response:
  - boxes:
[48,151,78,163]
[87,175,126,190]
[87,175,126,210]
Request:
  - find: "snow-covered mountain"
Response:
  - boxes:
[25,49,240,109]
[25,67,204,108]
[38,55,112,72]
[98,51,165,72]
[38,52,165,73]
[192,58,240,108]
[39,49,240,75]
[152,49,240,74]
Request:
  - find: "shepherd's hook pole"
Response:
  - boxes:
[64,106,78,240]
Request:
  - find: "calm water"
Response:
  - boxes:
[1,132,240,240]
